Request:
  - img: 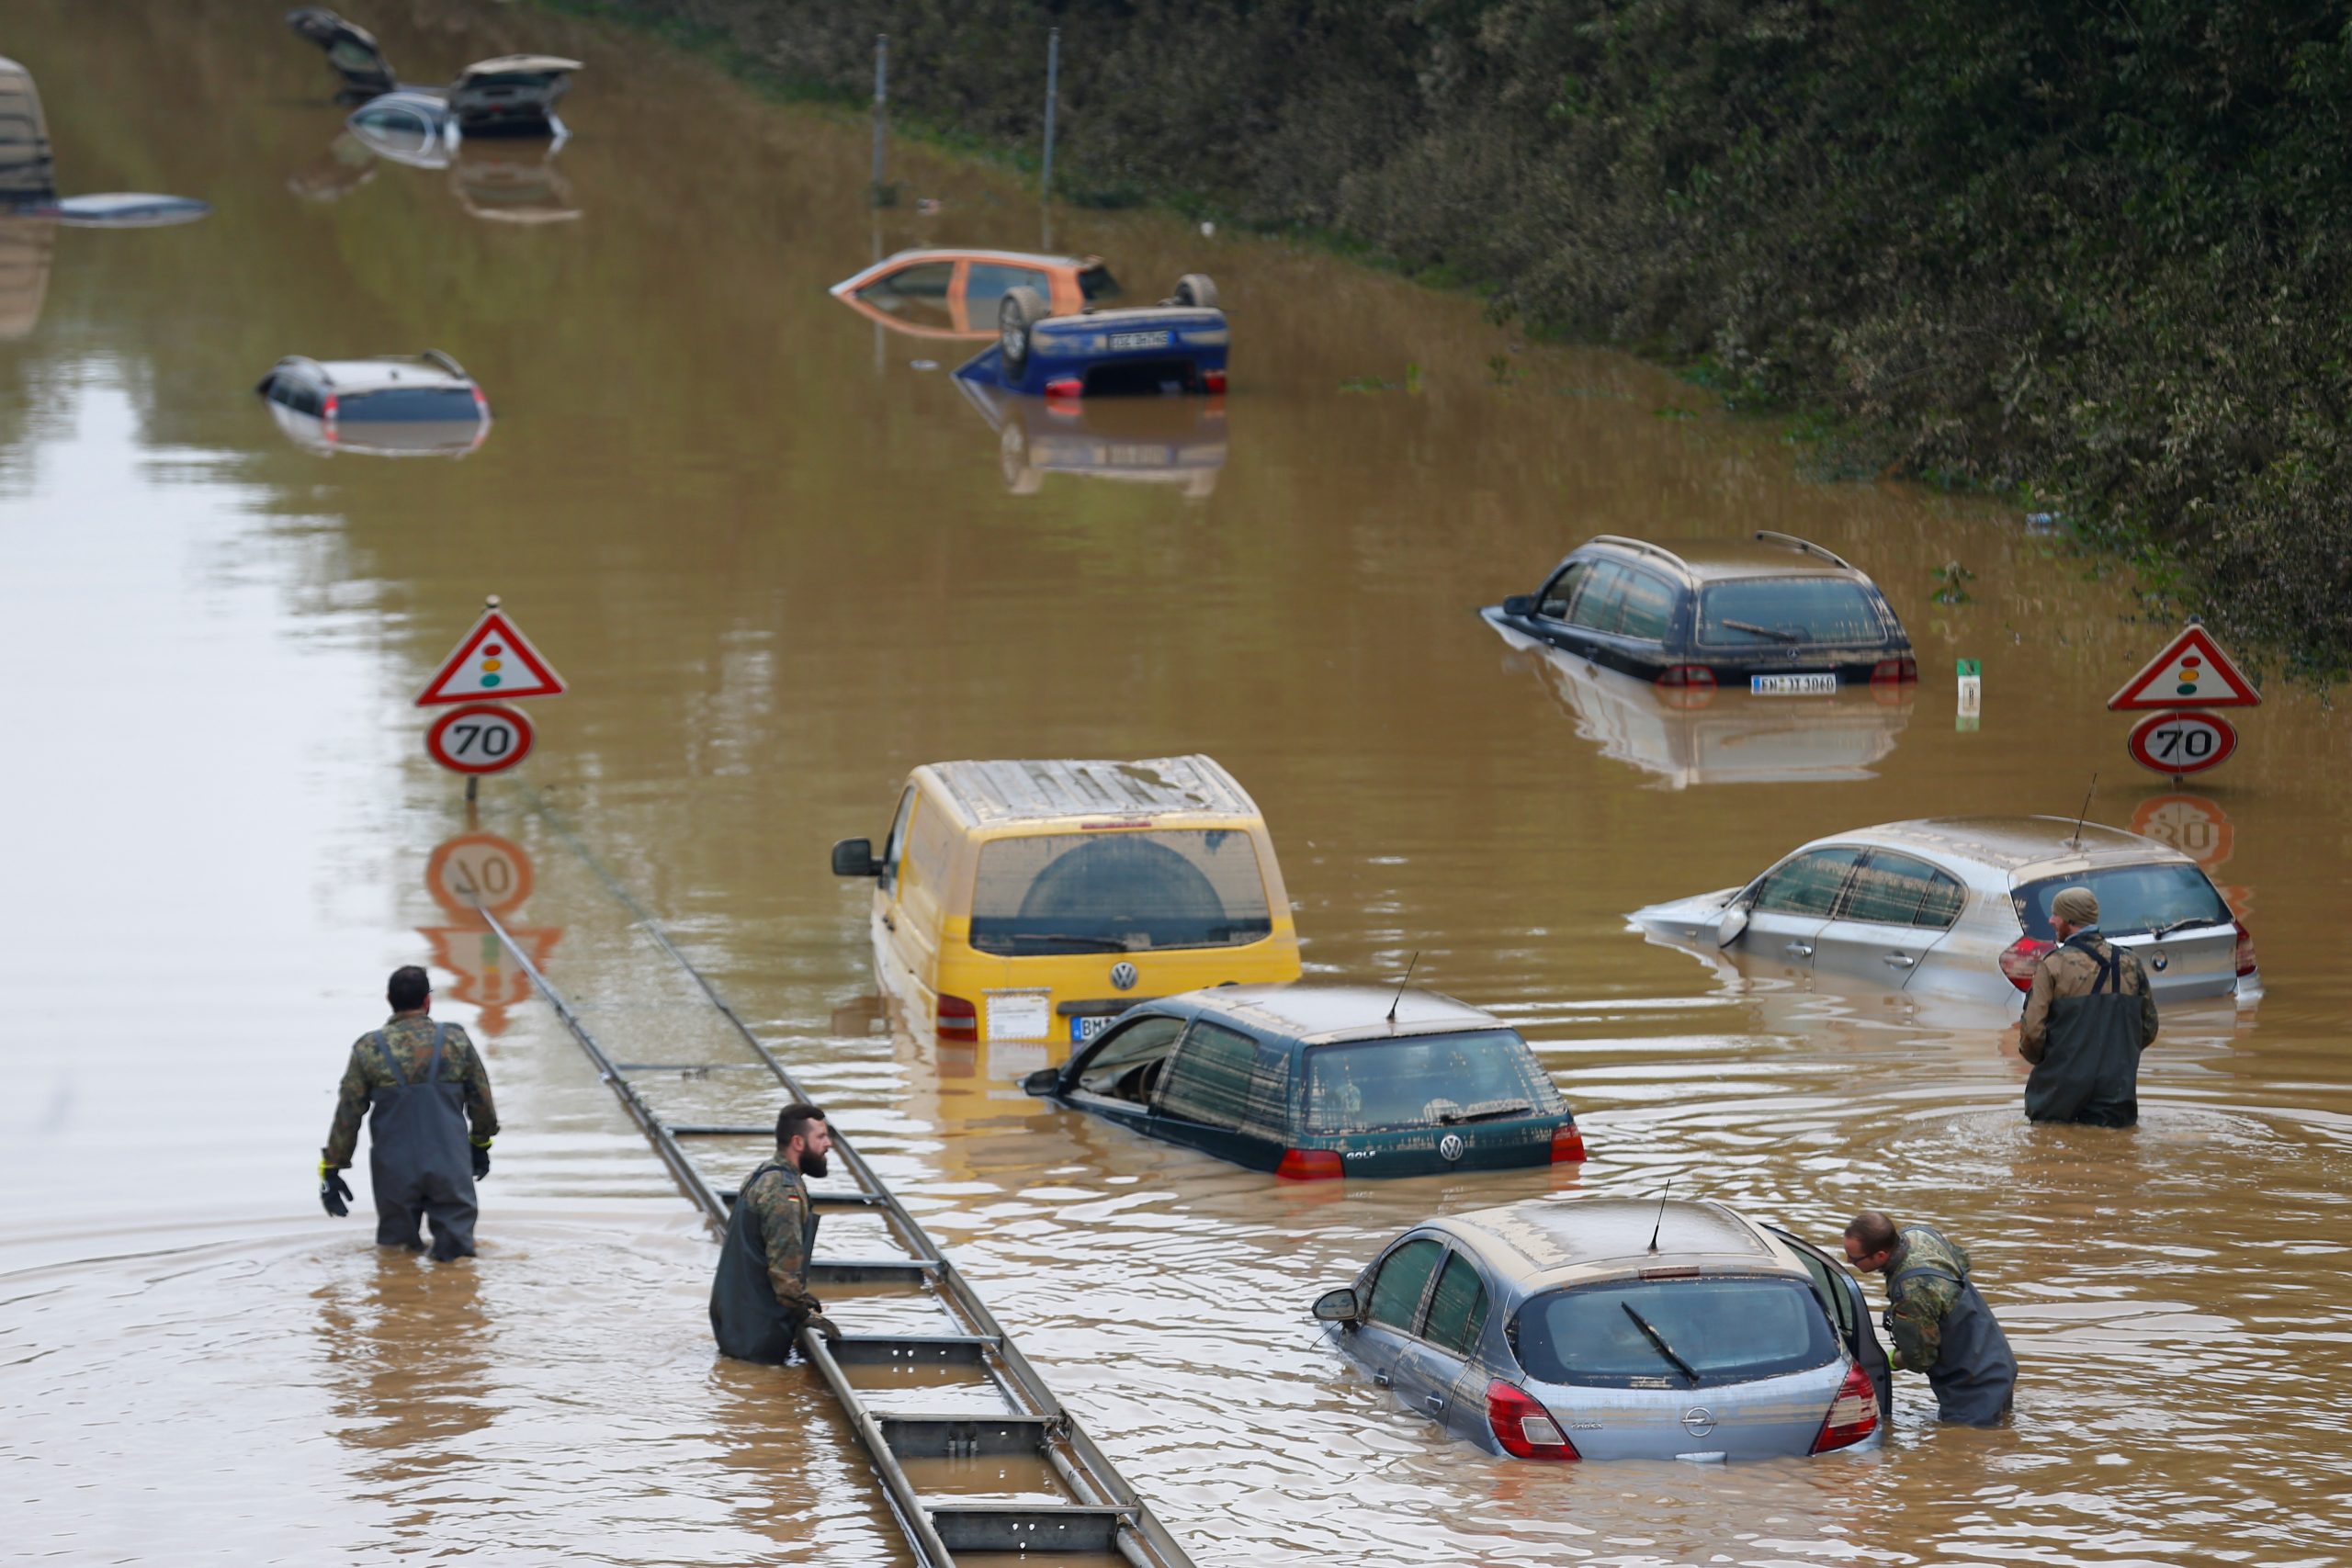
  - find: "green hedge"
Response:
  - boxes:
[597,0,2352,675]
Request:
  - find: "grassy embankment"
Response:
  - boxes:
[565,0,2352,680]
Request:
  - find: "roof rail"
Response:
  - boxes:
[420,348,466,378]
[1589,535,1691,573]
[1753,530,1851,570]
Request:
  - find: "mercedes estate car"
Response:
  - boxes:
[1314,1197,1887,1461]
[1632,816,2258,1004]
[1482,533,1915,693]
[1023,983,1585,1178]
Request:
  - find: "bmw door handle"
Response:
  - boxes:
[1883,953,1916,969]
[1423,1393,1447,1415]
[1784,942,1814,958]
[1372,1371,1391,1388]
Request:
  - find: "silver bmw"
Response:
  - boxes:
[1313,1196,1887,1462]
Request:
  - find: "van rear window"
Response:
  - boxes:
[968,829,1272,955]
[1514,1278,1836,1388]
[339,386,481,422]
[2014,863,2231,940]
[1697,579,1884,648]
[1305,1030,1564,1134]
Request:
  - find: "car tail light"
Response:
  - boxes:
[2233,919,2257,977]
[1809,1361,1879,1453]
[322,392,339,423]
[1550,1125,1587,1164]
[472,386,490,418]
[1871,656,1918,683]
[1486,1380,1580,1461]
[936,994,978,1042]
[1998,935,2052,992]
[1044,377,1083,400]
[1655,664,1715,690]
[1276,1148,1343,1180]
[1201,369,1227,394]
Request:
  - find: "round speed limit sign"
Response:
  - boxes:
[425,702,535,776]
[2126,708,2237,777]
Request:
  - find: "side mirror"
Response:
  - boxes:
[1021,1067,1060,1096]
[1501,594,1535,617]
[1311,1286,1363,1324]
[1715,902,1750,948]
[831,837,882,878]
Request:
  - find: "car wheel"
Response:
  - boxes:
[1171,273,1218,310]
[1000,422,1042,494]
[1000,287,1047,377]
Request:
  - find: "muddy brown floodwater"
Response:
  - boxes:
[5,1,2351,1563]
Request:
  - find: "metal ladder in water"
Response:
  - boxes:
[472,889,1197,1568]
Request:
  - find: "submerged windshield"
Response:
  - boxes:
[1305,1030,1566,1134]
[1697,579,1886,648]
[968,829,1272,955]
[2014,863,2231,939]
[1513,1278,1836,1387]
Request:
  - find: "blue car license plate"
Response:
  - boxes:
[1071,1014,1117,1044]
[1107,329,1171,351]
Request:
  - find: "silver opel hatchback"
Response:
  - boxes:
[1313,1197,1887,1462]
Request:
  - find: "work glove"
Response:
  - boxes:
[320,1161,353,1218]
[470,1139,492,1181]
[812,1313,844,1345]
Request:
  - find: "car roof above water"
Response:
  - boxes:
[1182,982,1504,1046]
[1433,1197,1810,1292]
[921,755,1261,829]
[1833,815,2195,882]
[1580,533,1872,584]
[274,352,476,391]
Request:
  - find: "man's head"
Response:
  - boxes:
[2050,886,2099,941]
[1842,1211,1899,1273]
[387,964,432,1014]
[776,1101,831,1179]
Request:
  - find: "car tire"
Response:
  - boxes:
[1000,421,1042,494]
[1171,273,1218,310]
[1000,287,1047,377]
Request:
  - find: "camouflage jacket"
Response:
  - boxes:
[741,1160,825,1322]
[2018,930,2159,1064]
[322,1013,499,1168]
[1883,1224,1972,1372]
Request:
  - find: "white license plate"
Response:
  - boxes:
[1107,329,1171,351]
[1070,1013,1117,1044]
[1751,672,1838,695]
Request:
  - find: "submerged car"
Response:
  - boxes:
[956,374,1227,496]
[287,9,580,140]
[1483,533,1916,694]
[255,351,491,457]
[1632,816,2258,1005]
[831,756,1301,1045]
[830,248,1120,340]
[1313,1197,1887,1461]
[954,273,1227,397]
[1023,983,1585,1179]
[0,55,209,229]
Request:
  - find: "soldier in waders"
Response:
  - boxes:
[1843,1211,2016,1426]
[710,1102,843,1362]
[319,965,498,1261]
[2018,886,2160,1127]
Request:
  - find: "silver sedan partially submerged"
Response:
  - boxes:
[1314,1197,1886,1462]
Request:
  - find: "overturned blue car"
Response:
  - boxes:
[954,273,1228,397]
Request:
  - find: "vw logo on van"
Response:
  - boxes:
[1438,1133,1465,1163]
[1680,1406,1717,1438]
[1110,961,1139,992]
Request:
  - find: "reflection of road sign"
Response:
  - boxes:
[425,702,535,775]
[2127,709,2237,776]
[419,921,561,1035]
[2109,624,2260,710]
[425,831,536,917]
[415,607,567,706]
[2131,794,2233,870]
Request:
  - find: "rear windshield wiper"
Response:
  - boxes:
[1718,618,1804,643]
[1001,932,1132,953]
[2144,915,2226,940]
[1439,1100,1535,1124]
[1621,1302,1701,1385]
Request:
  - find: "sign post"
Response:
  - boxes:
[416,595,565,800]
[1955,658,1982,731]
[2107,621,2258,782]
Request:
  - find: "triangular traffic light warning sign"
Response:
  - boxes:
[415,609,567,706]
[2108,623,2260,710]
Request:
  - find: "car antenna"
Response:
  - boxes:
[2067,771,2099,850]
[1385,952,1419,1030]
[1646,1179,1673,1254]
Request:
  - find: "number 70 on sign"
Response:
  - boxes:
[425,702,535,776]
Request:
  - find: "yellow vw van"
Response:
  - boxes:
[831,756,1301,1044]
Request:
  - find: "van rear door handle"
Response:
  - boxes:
[881,912,896,931]
[1883,953,1916,969]
[1785,942,1813,958]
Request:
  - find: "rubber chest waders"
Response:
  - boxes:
[367,1023,479,1259]
[709,1161,820,1363]
[1886,1227,2018,1427]
[2026,933,2145,1128]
